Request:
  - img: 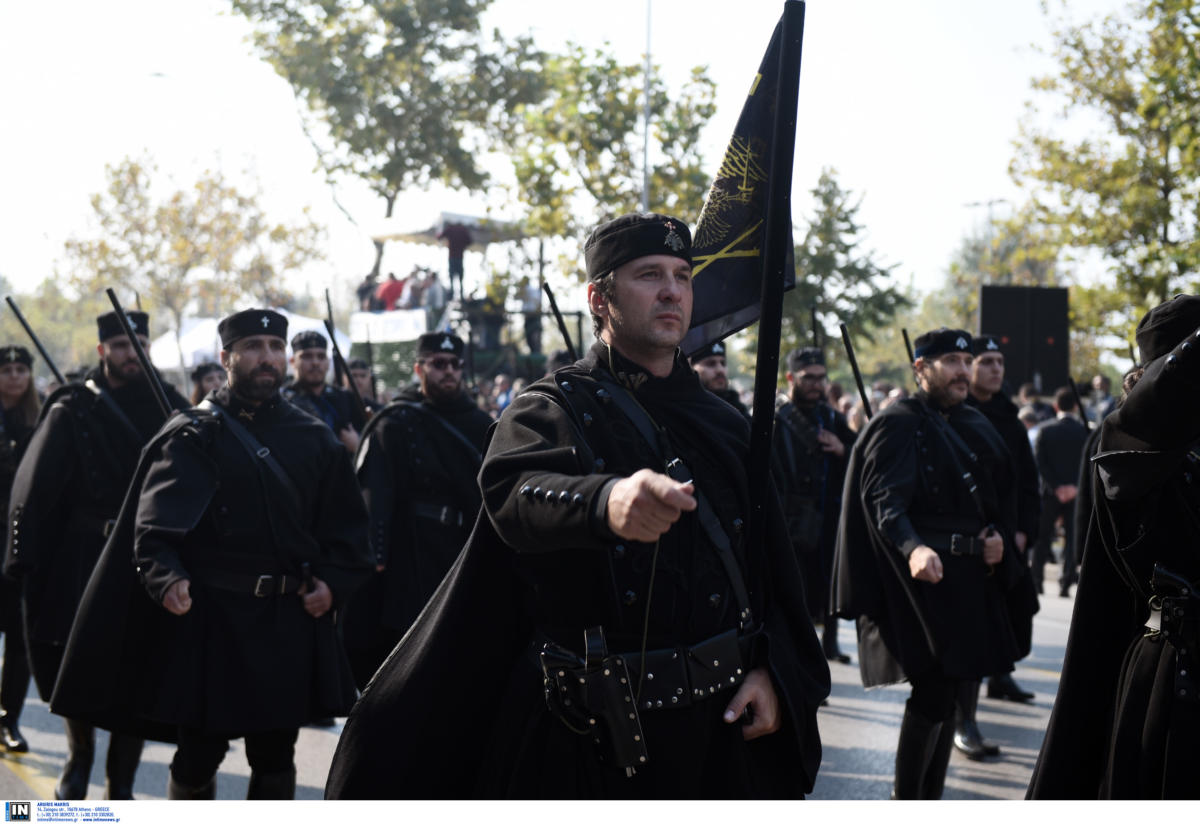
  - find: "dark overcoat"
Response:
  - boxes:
[1028,335,1200,799]
[832,394,1021,686]
[326,343,830,799]
[50,387,371,738]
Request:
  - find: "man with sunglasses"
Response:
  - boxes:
[775,347,856,666]
[343,332,493,688]
[328,213,829,799]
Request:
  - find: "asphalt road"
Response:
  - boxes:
[0,565,1075,801]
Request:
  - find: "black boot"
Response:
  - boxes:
[0,712,27,753]
[986,672,1035,703]
[103,732,144,800]
[0,632,30,753]
[822,614,851,664]
[953,681,999,760]
[246,767,296,800]
[167,773,216,800]
[922,717,956,799]
[55,719,95,800]
[892,700,941,800]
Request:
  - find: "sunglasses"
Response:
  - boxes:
[422,357,463,371]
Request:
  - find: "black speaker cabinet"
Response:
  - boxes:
[979,285,1069,394]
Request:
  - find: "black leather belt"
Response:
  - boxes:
[922,531,985,557]
[199,570,303,597]
[618,628,750,711]
[411,502,464,527]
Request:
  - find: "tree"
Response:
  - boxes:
[507,47,716,245]
[229,0,547,275]
[943,206,1065,329]
[787,169,911,356]
[63,157,325,373]
[1012,0,1200,336]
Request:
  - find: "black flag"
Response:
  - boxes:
[681,6,801,356]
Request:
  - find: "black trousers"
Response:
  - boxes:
[1033,492,1076,593]
[171,726,299,786]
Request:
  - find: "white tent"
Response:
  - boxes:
[150,310,354,370]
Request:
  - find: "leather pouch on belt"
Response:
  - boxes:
[684,628,746,701]
[540,627,649,771]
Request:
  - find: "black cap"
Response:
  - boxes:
[218,309,288,350]
[548,349,573,370]
[97,311,149,342]
[290,330,328,352]
[346,358,370,371]
[584,213,691,280]
[189,361,224,383]
[0,345,33,368]
[1135,294,1200,364]
[786,348,825,372]
[972,333,1004,356]
[913,328,973,362]
[688,340,728,364]
[417,332,464,358]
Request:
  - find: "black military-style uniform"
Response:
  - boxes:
[327,342,830,799]
[711,387,749,418]
[345,382,493,687]
[283,380,362,433]
[833,389,1021,798]
[0,403,36,744]
[965,391,1041,657]
[6,368,188,699]
[773,396,855,625]
[1029,308,1200,799]
[834,391,1021,685]
[50,383,371,797]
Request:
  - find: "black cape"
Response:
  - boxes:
[832,394,1021,686]
[326,343,829,798]
[1028,336,1200,799]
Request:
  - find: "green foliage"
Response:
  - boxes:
[229,0,547,272]
[1012,0,1200,320]
[62,156,325,370]
[734,169,913,391]
[504,46,717,278]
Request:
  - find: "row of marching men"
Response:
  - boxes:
[0,307,488,799]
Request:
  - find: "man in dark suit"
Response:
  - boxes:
[1031,387,1089,597]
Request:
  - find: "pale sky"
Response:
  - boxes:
[0,0,1128,318]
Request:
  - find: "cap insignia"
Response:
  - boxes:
[955,336,969,350]
[663,221,685,252]
[261,315,271,328]
[440,336,455,351]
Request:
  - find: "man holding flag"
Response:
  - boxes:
[326,1,821,799]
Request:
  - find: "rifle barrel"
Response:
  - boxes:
[4,296,66,384]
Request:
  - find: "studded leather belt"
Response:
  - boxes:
[618,628,750,712]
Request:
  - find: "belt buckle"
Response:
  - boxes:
[254,574,274,597]
[102,519,117,538]
[439,506,461,527]
[949,534,966,556]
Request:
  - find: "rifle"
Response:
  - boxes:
[902,328,915,364]
[1067,376,1092,432]
[810,304,819,349]
[325,289,345,388]
[839,322,873,420]
[364,330,377,402]
[105,289,172,421]
[322,319,369,429]
[4,296,66,385]
[542,282,578,363]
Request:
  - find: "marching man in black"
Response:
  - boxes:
[6,311,188,799]
[283,329,362,453]
[774,347,856,665]
[833,328,1021,799]
[327,212,829,799]
[344,331,493,688]
[689,341,749,416]
[49,309,371,800]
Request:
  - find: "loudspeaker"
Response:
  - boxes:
[979,285,1069,394]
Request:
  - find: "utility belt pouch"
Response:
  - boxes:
[540,626,649,772]
[684,628,747,701]
[1150,564,1200,702]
